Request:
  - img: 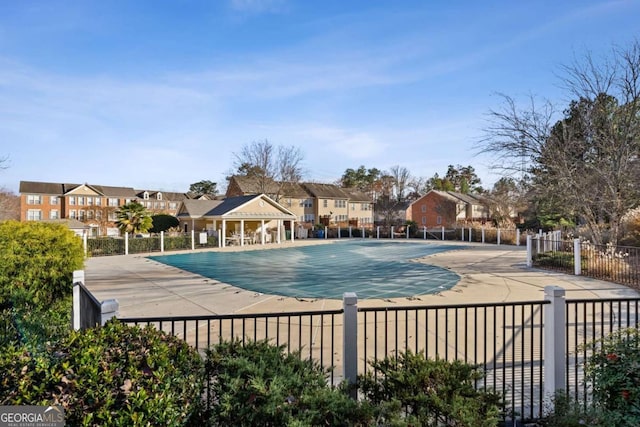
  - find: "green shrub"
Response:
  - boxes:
[537,392,606,427]
[0,319,204,426]
[582,328,640,426]
[358,350,503,427]
[150,214,180,233]
[204,339,372,426]
[0,221,84,308]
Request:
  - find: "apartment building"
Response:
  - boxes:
[226,176,374,227]
[19,181,189,236]
[406,190,490,228]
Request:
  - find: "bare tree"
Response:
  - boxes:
[389,165,411,202]
[232,140,305,201]
[0,188,19,221]
[478,40,640,244]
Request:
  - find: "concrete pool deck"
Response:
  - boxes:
[84,240,640,318]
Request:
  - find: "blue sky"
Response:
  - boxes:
[1,0,639,194]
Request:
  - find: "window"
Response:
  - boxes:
[323,200,328,208]
[87,210,94,219]
[143,192,149,200]
[27,209,42,220]
[87,197,93,206]
[125,199,132,205]
[350,203,356,211]
[50,209,59,220]
[78,210,86,221]
[422,216,427,224]
[95,197,102,206]
[153,202,159,209]
[78,196,85,205]
[108,198,118,207]
[169,202,178,210]
[50,196,59,205]
[361,203,370,211]
[70,210,77,219]
[69,196,76,206]
[436,216,442,225]
[159,202,165,209]
[304,214,315,222]
[27,195,42,205]
[146,202,152,209]
[96,210,102,220]
[157,192,162,200]
[334,200,346,208]
[108,212,117,221]
[421,205,427,213]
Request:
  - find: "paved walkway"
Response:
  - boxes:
[84,240,640,318]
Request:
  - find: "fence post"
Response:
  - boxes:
[482,226,485,244]
[543,286,566,409]
[361,226,365,238]
[516,228,520,246]
[391,226,394,239]
[441,226,444,241]
[461,227,464,241]
[324,226,328,240]
[100,299,119,325]
[377,226,380,239]
[423,226,427,240]
[338,226,341,239]
[574,238,581,276]
[468,227,472,242]
[125,232,129,255]
[160,231,165,252]
[526,235,533,267]
[343,292,358,398]
[83,231,88,256]
[406,225,410,239]
[349,226,352,238]
[72,270,84,331]
[497,228,501,245]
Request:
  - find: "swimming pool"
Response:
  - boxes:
[149,241,464,299]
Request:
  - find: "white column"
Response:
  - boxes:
[125,232,129,255]
[338,226,341,239]
[376,226,380,239]
[423,226,427,240]
[516,228,521,246]
[218,229,222,247]
[277,220,281,244]
[324,226,328,239]
[240,219,245,246]
[406,225,410,239]
[441,226,444,241]
[261,220,265,245]
[222,220,227,248]
[461,227,464,241]
[191,229,195,250]
[83,231,88,256]
[468,227,472,242]
[482,226,485,243]
[291,220,295,242]
[497,228,501,245]
[526,235,533,267]
[391,226,394,239]
[160,231,164,252]
[349,226,352,238]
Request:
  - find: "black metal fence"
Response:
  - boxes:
[86,232,218,257]
[530,236,640,289]
[118,294,640,423]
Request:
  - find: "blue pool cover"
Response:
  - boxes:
[149,241,464,300]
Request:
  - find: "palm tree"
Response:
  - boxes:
[115,201,152,235]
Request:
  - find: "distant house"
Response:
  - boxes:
[19,180,191,236]
[406,190,490,228]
